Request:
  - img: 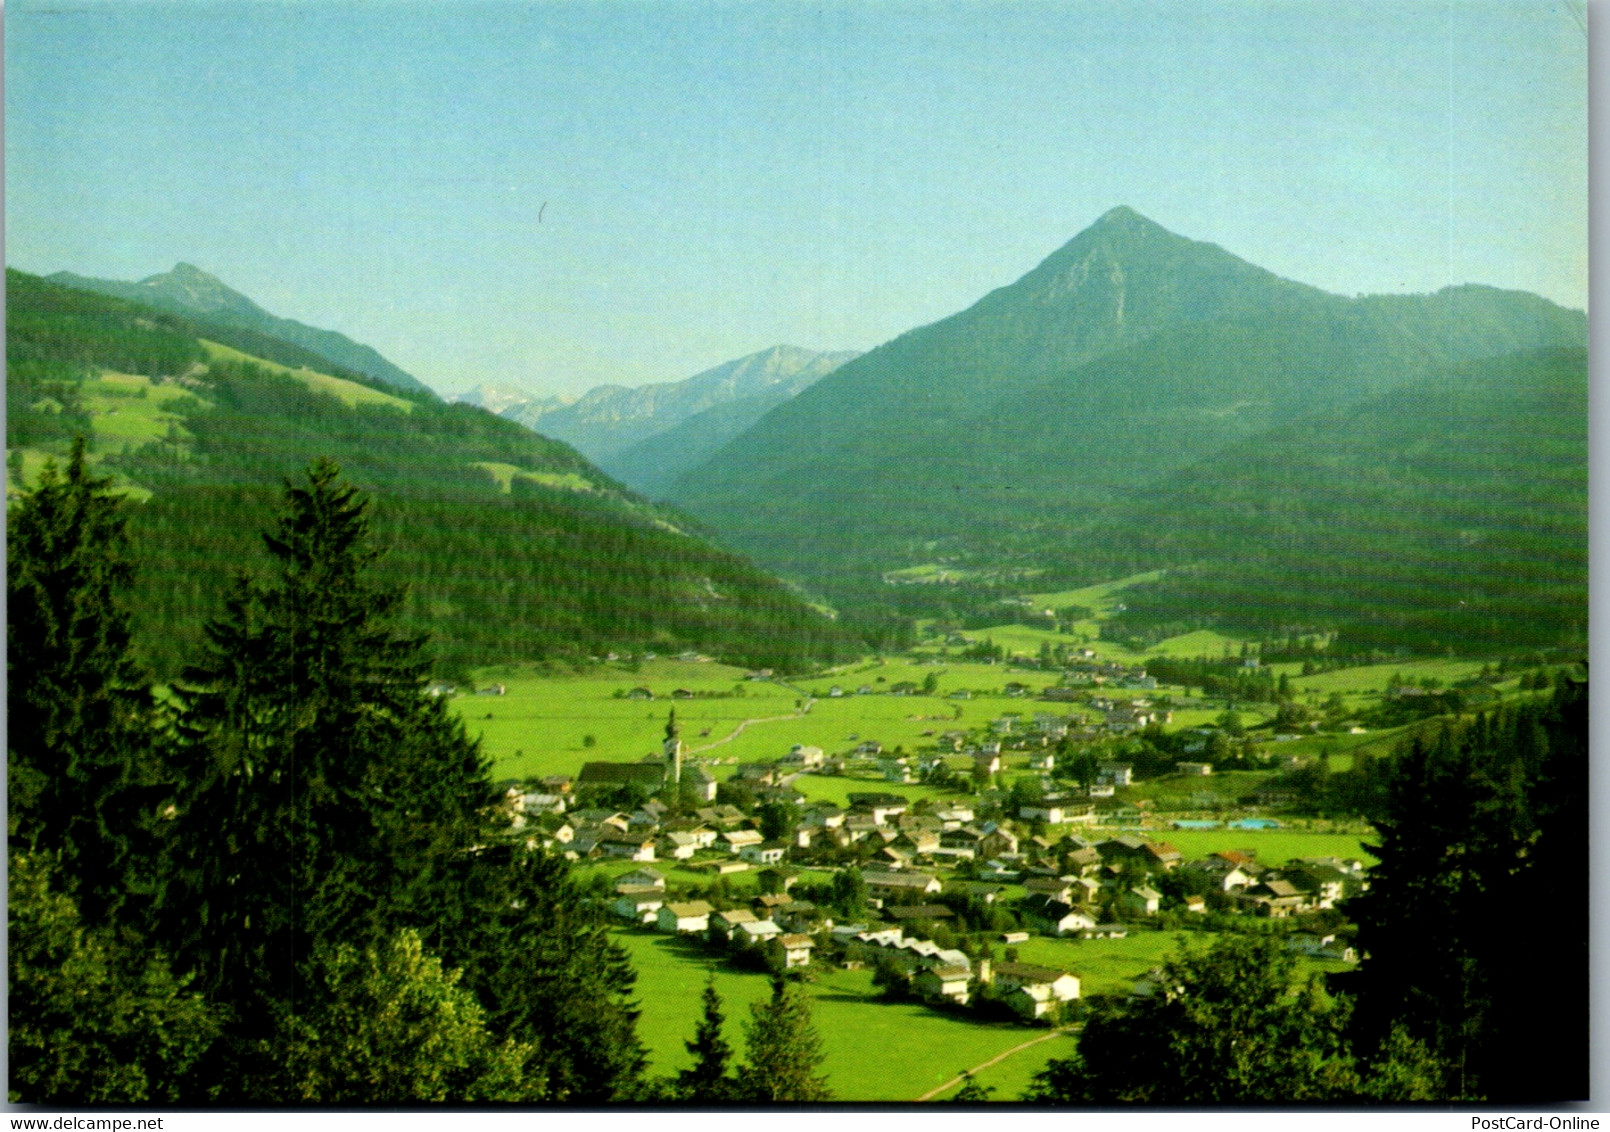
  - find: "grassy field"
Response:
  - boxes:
[1141,629,1256,659]
[613,929,1056,1101]
[201,340,415,412]
[1264,723,1422,772]
[1150,827,1377,865]
[469,461,595,494]
[462,657,1111,785]
[1007,928,1353,998]
[1027,571,1165,615]
[923,1030,1079,1101]
[456,659,798,780]
[78,372,204,453]
[1285,658,1488,696]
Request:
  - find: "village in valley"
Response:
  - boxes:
[457,618,1440,1065]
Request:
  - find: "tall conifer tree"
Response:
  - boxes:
[163,458,499,1095]
[736,976,831,1103]
[7,438,161,928]
[676,978,735,1101]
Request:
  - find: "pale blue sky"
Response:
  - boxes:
[6,0,1590,397]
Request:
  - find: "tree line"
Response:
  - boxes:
[1025,677,1587,1104]
[8,450,837,1104]
[6,270,858,676]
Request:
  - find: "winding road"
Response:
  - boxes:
[913,1027,1075,1102]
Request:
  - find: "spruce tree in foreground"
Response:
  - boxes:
[1344,678,1588,1102]
[736,976,831,1103]
[6,438,162,928]
[162,458,497,1094]
[161,458,641,1101]
[675,977,736,1102]
[7,442,218,1102]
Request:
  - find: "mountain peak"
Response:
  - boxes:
[136,262,265,319]
[1094,204,1153,227]
[169,261,216,280]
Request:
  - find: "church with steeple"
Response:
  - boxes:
[663,709,683,785]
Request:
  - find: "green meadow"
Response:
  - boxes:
[462,657,1110,785]
[1027,570,1166,615]
[1285,658,1488,696]
[923,1031,1079,1101]
[456,659,797,780]
[78,372,203,453]
[1149,827,1377,866]
[469,460,595,494]
[1007,929,1353,998]
[200,340,415,412]
[613,928,1056,1101]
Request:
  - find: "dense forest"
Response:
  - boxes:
[667,211,1587,657]
[6,452,835,1104]
[10,451,1584,1105]
[1026,677,1587,1104]
[5,270,857,675]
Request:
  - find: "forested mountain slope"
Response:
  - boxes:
[1097,347,1588,652]
[668,208,1587,648]
[6,270,853,675]
[47,263,433,395]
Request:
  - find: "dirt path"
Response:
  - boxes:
[687,702,813,754]
[913,1027,1073,1102]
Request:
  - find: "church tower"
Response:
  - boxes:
[663,709,683,785]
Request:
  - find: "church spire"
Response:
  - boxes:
[663,709,682,785]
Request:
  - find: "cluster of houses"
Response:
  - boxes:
[605,865,1083,1023]
[511,757,1364,931]
[596,830,1362,1026]
[505,715,1365,1030]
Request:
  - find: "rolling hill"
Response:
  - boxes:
[47,263,434,396]
[5,269,855,676]
[667,207,1587,650]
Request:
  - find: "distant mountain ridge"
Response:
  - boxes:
[491,344,859,492]
[455,383,571,419]
[47,263,433,396]
[667,206,1587,650]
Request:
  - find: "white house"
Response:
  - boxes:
[656,901,714,934]
[740,840,788,866]
[612,890,664,924]
[775,933,815,969]
[615,867,666,892]
[1120,885,1162,916]
[660,832,701,859]
[734,919,784,947]
[861,869,942,898]
[914,964,973,1006]
[723,829,765,855]
[992,962,1080,1019]
[1096,762,1134,786]
[781,744,825,769]
[709,908,758,943]
[599,832,656,861]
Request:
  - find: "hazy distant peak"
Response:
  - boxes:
[1093,204,1162,230]
[453,382,568,416]
[138,262,267,320]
